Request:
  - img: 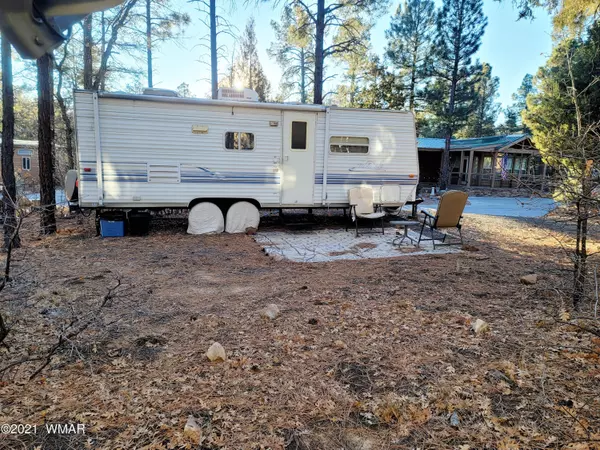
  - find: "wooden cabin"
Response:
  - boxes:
[417,134,548,190]
[0,139,39,192]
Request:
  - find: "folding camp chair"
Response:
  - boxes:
[418,190,468,249]
[346,186,386,237]
[379,185,405,217]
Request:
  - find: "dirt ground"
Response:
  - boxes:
[1,211,599,449]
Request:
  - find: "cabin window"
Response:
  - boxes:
[329,136,369,154]
[225,132,254,151]
[483,156,492,169]
[22,157,31,171]
[514,157,522,171]
[291,121,307,150]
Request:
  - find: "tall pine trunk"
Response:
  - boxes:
[409,46,418,110]
[439,28,461,190]
[56,96,75,169]
[210,0,218,99]
[573,177,590,309]
[313,0,325,104]
[300,49,306,104]
[1,37,20,249]
[146,0,153,88]
[101,11,107,90]
[440,77,457,190]
[37,54,57,235]
[55,51,75,169]
[83,14,93,90]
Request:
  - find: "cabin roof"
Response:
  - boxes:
[418,134,529,151]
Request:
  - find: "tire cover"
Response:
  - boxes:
[187,202,224,234]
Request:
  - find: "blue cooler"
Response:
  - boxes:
[100,218,125,237]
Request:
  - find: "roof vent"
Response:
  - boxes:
[217,88,259,102]
[143,88,179,97]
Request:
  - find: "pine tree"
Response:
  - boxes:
[83,14,93,90]
[524,24,600,154]
[334,22,374,107]
[498,108,520,134]
[335,55,375,107]
[232,18,271,101]
[291,0,388,104]
[428,0,487,189]
[37,54,56,235]
[513,74,534,111]
[353,59,406,109]
[1,37,20,249]
[269,5,314,103]
[191,0,236,99]
[137,0,189,88]
[523,21,600,308]
[459,62,500,137]
[177,82,192,97]
[386,0,436,111]
[511,0,598,32]
[504,73,535,134]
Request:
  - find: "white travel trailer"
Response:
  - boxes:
[72,89,419,232]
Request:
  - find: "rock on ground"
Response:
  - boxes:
[260,303,281,320]
[333,339,347,349]
[206,342,226,362]
[472,318,490,335]
[520,274,538,285]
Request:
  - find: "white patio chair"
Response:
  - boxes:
[346,186,386,237]
[380,185,406,217]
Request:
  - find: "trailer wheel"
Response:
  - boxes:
[187,202,224,235]
[225,201,260,233]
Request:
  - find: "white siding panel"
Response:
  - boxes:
[313,112,326,204]
[323,109,419,205]
[74,92,100,204]
[79,93,283,207]
[74,92,419,209]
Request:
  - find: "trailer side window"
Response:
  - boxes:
[291,121,307,150]
[330,136,369,154]
[225,132,254,150]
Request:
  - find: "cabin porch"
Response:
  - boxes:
[449,149,548,190]
[417,134,549,191]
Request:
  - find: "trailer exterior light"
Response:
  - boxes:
[409,174,415,178]
[84,167,92,172]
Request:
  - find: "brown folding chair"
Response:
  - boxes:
[418,190,468,249]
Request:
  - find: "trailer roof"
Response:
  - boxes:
[78,90,413,115]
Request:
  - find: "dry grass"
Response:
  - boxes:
[0,212,599,449]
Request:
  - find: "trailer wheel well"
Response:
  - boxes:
[188,198,261,213]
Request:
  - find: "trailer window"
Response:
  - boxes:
[291,121,307,150]
[330,136,369,154]
[225,132,254,150]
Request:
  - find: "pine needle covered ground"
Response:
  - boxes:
[0,213,599,449]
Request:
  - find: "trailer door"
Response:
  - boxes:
[281,112,316,205]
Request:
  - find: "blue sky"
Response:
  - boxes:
[150,0,553,111]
